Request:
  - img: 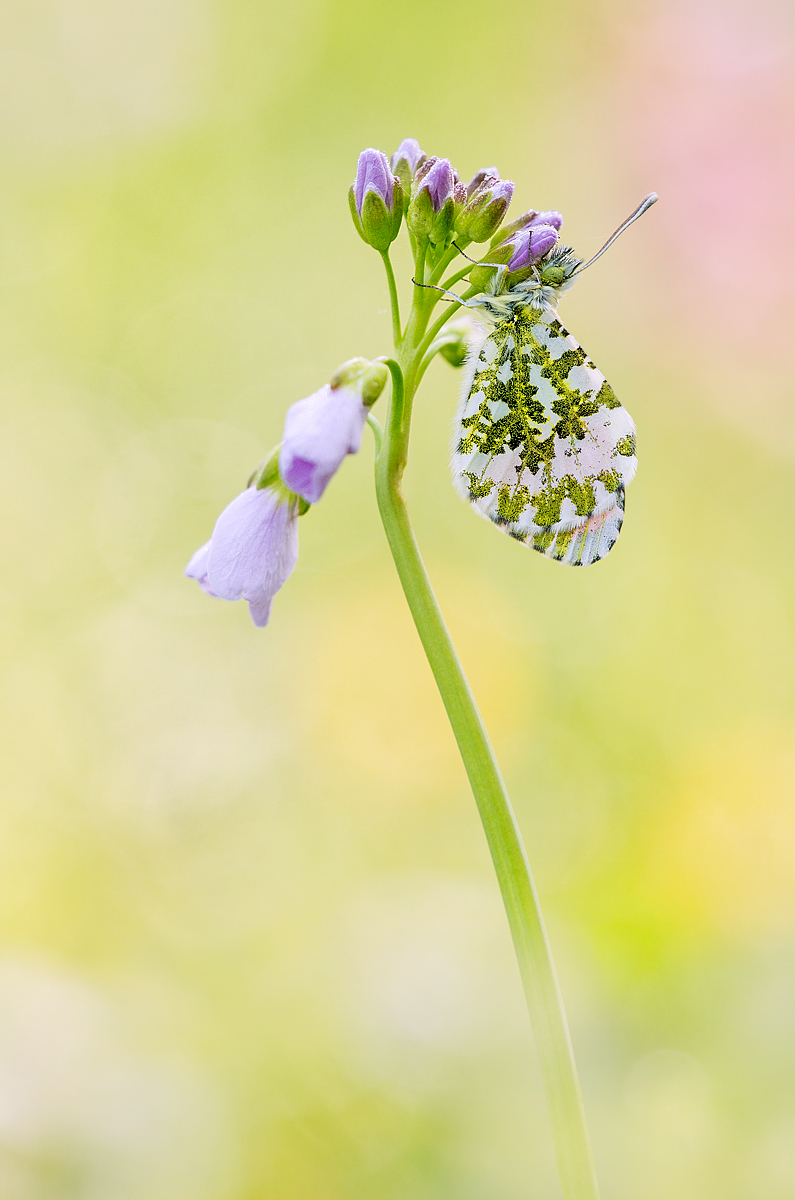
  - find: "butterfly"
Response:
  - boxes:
[450,195,655,567]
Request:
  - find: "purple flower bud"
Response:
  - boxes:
[349,148,403,251]
[391,137,426,178]
[465,166,500,198]
[279,383,369,505]
[456,177,515,242]
[354,147,393,214]
[418,157,455,211]
[505,223,559,271]
[185,486,299,628]
[530,210,564,231]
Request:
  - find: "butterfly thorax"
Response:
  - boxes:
[467,243,582,326]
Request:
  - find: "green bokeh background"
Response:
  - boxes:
[1,0,794,1196]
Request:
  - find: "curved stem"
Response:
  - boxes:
[414,334,461,389]
[380,251,402,346]
[372,350,601,1200]
[415,300,463,362]
[439,262,475,291]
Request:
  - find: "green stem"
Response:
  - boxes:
[439,262,475,291]
[371,349,601,1200]
[380,251,402,346]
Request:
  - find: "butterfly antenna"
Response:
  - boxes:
[574,192,658,275]
[412,278,466,304]
[450,241,505,270]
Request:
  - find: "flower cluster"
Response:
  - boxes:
[186,359,387,626]
[187,136,567,627]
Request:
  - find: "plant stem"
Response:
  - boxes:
[380,251,402,346]
[372,350,601,1200]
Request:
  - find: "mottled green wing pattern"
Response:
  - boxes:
[451,306,637,566]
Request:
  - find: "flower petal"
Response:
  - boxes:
[207,487,293,602]
[279,384,368,503]
[247,593,274,627]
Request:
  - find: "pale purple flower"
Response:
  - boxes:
[185,486,298,628]
[416,157,455,211]
[465,166,501,197]
[354,148,394,215]
[391,138,425,177]
[530,210,564,230]
[505,223,559,270]
[279,383,368,504]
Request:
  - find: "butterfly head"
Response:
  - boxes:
[467,243,582,322]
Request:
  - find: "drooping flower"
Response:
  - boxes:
[349,148,403,251]
[280,385,367,504]
[279,359,388,504]
[185,483,299,628]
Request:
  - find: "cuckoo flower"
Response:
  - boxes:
[349,148,402,251]
[185,482,299,628]
[407,157,460,244]
[465,166,501,197]
[391,138,426,208]
[502,223,560,273]
[280,359,388,504]
[456,175,515,243]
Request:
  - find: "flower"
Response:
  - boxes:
[185,485,299,628]
[415,157,455,210]
[279,383,369,504]
[349,148,403,251]
[407,157,458,244]
[465,166,501,197]
[279,358,388,503]
[503,222,560,271]
[391,138,427,206]
[455,176,515,242]
[489,208,564,246]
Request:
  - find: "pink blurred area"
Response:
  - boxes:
[620,0,795,337]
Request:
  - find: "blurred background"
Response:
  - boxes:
[0,0,793,1196]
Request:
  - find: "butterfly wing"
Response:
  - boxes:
[451,306,636,566]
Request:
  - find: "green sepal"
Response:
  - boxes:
[489,210,538,248]
[249,446,281,490]
[329,357,389,407]
[358,185,402,252]
[439,338,469,368]
[456,190,510,244]
[348,185,367,243]
[468,242,512,291]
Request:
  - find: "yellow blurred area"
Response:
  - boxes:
[0,0,794,1196]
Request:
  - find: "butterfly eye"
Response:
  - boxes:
[540,265,565,285]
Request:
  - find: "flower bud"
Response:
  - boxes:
[439,325,472,367]
[468,222,560,291]
[329,357,388,406]
[407,157,457,245]
[455,177,515,243]
[391,138,426,209]
[504,223,560,273]
[488,208,564,247]
[349,148,403,252]
[465,167,500,197]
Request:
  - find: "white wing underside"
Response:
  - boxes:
[451,306,637,566]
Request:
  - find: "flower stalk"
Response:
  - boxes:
[371,242,601,1200]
